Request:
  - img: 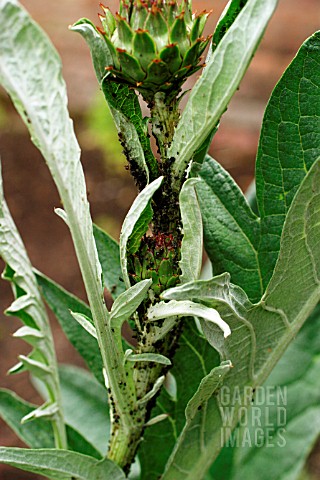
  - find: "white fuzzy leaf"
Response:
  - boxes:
[125,351,171,366]
[148,300,231,338]
[70,311,98,340]
[21,402,59,424]
[179,178,203,284]
[120,177,163,288]
[110,279,152,328]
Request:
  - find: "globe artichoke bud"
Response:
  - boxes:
[98,0,211,101]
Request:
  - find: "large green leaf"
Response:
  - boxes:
[169,0,278,186]
[161,158,320,479]
[36,271,104,386]
[58,365,109,456]
[138,322,220,480]
[93,224,125,300]
[209,304,320,480]
[196,156,262,303]
[0,389,54,449]
[0,448,125,480]
[0,389,101,459]
[256,31,320,289]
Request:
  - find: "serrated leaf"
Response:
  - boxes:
[179,178,203,284]
[0,447,125,480]
[161,158,320,479]
[110,279,152,331]
[36,271,104,386]
[148,300,231,338]
[196,156,262,302]
[93,224,125,300]
[256,31,320,289]
[70,311,98,340]
[120,177,163,288]
[169,0,278,184]
[0,389,101,459]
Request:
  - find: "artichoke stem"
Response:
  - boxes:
[149,92,180,167]
[108,406,146,474]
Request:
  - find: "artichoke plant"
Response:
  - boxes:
[98,0,211,101]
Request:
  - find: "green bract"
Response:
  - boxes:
[99,0,211,100]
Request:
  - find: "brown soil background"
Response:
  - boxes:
[0,1,319,478]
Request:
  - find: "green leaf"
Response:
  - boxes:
[169,0,278,185]
[209,304,320,480]
[93,224,125,300]
[127,202,153,255]
[162,158,320,479]
[103,80,158,185]
[256,31,320,289]
[179,178,203,284]
[36,271,104,386]
[184,360,232,426]
[0,389,101,459]
[0,389,54,449]
[196,156,262,302]
[192,127,217,166]
[120,177,163,288]
[58,365,110,456]
[66,427,102,461]
[138,322,220,480]
[0,448,125,480]
[148,300,231,339]
[211,1,249,52]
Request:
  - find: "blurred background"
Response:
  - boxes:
[0,0,319,478]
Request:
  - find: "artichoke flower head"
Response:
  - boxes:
[99,0,211,101]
